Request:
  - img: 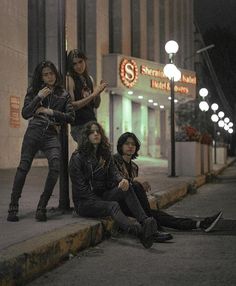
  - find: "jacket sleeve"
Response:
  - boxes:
[108,157,124,183]
[53,92,75,124]
[21,91,43,120]
[69,154,97,209]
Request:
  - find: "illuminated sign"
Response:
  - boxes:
[119,58,138,88]
[119,57,196,96]
[10,96,20,128]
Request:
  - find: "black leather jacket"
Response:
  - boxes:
[22,87,75,129]
[69,150,123,208]
[113,153,139,181]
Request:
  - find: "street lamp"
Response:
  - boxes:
[183,44,215,68]
[199,88,209,112]
[211,103,219,164]
[164,40,181,177]
[218,111,225,128]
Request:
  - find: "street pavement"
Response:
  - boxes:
[27,162,236,286]
[0,156,235,285]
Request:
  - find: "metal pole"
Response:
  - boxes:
[57,0,70,211]
[170,77,176,177]
[214,124,217,164]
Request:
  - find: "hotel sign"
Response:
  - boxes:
[117,56,196,99]
[103,54,196,100]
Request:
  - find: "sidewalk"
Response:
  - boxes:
[0,157,235,285]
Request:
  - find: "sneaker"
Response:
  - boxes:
[140,217,157,249]
[35,209,47,222]
[7,212,19,222]
[153,231,173,243]
[200,211,223,232]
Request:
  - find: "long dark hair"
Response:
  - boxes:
[67,49,89,79]
[30,61,62,94]
[78,121,111,161]
[117,132,141,159]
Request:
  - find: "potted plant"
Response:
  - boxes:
[174,126,201,177]
[200,132,213,174]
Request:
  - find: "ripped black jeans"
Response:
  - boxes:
[9,125,60,210]
[78,186,148,231]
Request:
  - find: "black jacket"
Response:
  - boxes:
[22,87,75,128]
[113,153,139,181]
[69,150,123,209]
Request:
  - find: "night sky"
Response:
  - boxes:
[194,0,236,110]
[194,0,236,35]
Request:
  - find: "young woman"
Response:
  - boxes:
[69,121,158,248]
[67,50,107,142]
[7,61,75,222]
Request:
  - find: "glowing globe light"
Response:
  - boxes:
[199,88,208,98]
[218,111,224,118]
[165,40,179,54]
[218,120,225,128]
[228,122,233,128]
[224,124,229,131]
[163,63,177,79]
[211,103,219,111]
[224,117,230,123]
[228,128,233,134]
[199,101,209,112]
[211,114,219,122]
[173,69,181,82]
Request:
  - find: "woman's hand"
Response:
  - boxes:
[35,107,53,116]
[94,81,107,96]
[118,178,129,192]
[38,86,52,99]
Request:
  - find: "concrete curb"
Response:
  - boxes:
[0,219,113,286]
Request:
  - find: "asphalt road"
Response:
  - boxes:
[28,164,236,286]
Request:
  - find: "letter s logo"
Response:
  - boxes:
[120,59,138,88]
[125,63,135,82]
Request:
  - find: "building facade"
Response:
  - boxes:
[0,0,195,169]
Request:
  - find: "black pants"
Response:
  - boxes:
[78,186,148,231]
[119,182,197,230]
[9,126,60,210]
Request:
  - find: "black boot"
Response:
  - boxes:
[139,217,157,249]
[35,208,47,222]
[7,204,19,222]
[127,222,142,236]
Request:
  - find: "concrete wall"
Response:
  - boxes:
[0,0,28,169]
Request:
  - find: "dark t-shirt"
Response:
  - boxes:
[72,75,96,126]
[123,160,132,179]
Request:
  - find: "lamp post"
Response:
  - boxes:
[57,0,70,211]
[198,88,209,133]
[164,40,181,177]
[211,103,219,164]
[199,88,209,112]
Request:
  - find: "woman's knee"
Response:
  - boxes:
[48,158,60,173]
[109,201,121,215]
[18,160,32,173]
